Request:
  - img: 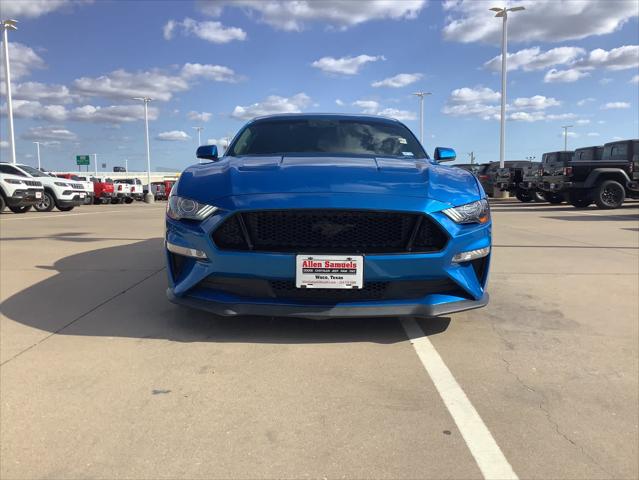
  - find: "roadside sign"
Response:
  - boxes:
[76,155,90,166]
[101,163,107,168]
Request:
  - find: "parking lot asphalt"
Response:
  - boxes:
[1,200,637,480]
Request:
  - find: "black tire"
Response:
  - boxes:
[57,205,74,212]
[93,196,101,205]
[9,205,32,214]
[543,192,564,204]
[83,196,92,205]
[124,197,134,204]
[34,191,55,212]
[515,190,533,202]
[0,195,5,212]
[594,180,625,209]
[533,190,546,203]
[111,198,122,204]
[568,190,593,208]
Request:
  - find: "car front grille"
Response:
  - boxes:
[70,183,84,189]
[195,276,464,303]
[24,180,42,187]
[212,210,448,254]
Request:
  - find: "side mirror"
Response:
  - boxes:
[196,145,219,161]
[434,147,456,162]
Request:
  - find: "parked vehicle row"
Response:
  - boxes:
[457,139,639,209]
[1,161,178,214]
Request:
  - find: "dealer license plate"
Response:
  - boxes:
[296,255,363,289]
[79,193,86,198]
[35,191,42,199]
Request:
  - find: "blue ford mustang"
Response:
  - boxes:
[165,114,491,319]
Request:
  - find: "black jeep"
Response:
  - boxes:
[565,140,639,209]
[495,161,543,202]
[539,151,575,203]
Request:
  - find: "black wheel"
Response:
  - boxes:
[9,205,32,213]
[124,197,134,204]
[533,190,546,203]
[595,180,625,209]
[543,192,564,204]
[83,196,92,205]
[515,190,533,202]
[34,192,55,212]
[57,205,74,212]
[111,198,122,204]
[93,196,101,205]
[0,195,5,212]
[568,190,593,208]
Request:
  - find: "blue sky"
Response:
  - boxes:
[1,0,638,172]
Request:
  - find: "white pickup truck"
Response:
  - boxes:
[0,164,45,213]
[112,181,134,204]
[114,178,143,201]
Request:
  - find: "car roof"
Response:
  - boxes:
[249,113,404,125]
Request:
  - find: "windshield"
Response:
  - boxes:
[228,119,427,159]
[19,165,47,177]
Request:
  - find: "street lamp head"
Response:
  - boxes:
[2,19,18,30]
[508,6,526,12]
[489,7,504,12]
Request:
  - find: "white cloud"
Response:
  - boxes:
[443,0,638,44]
[20,126,77,141]
[352,100,380,114]
[0,42,45,81]
[577,97,595,106]
[311,55,384,75]
[372,73,422,88]
[0,0,89,18]
[601,102,630,110]
[187,111,212,122]
[8,82,76,104]
[576,119,590,125]
[512,95,560,110]
[587,132,600,137]
[156,130,191,141]
[0,140,9,148]
[163,18,247,43]
[180,63,243,83]
[544,68,591,83]
[599,77,613,85]
[484,46,585,72]
[207,137,230,148]
[231,93,311,120]
[631,75,639,84]
[72,63,241,102]
[377,108,417,121]
[449,86,501,104]
[576,45,639,71]
[3,100,69,121]
[335,99,345,106]
[199,0,426,31]
[70,104,159,123]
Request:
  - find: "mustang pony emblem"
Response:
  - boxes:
[312,221,356,238]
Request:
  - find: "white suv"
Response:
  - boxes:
[55,173,95,204]
[0,164,45,213]
[4,164,86,212]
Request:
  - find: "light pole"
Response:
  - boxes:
[33,141,41,169]
[490,6,525,169]
[132,96,153,203]
[93,153,98,176]
[125,158,128,172]
[193,126,204,163]
[2,19,18,165]
[412,91,431,144]
[562,125,573,151]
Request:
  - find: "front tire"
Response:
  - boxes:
[595,180,625,209]
[124,197,134,204]
[515,190,533,202]
[568,190,593,208]
[57,205,75,212]
[0,195,5,212]
[34,192,55,212]
[9,205,32,213]
[543,192,564,204]
[533,190,546,202]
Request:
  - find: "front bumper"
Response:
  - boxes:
[5,188,44,207]
[164,193,491,319]
[57,193,85,208]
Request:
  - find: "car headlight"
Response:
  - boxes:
[5,178,22,184]
[167,196,218,221]
[442,199,490,224]
[54,181,68,187]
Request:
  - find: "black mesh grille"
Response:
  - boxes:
[212,210,447,253]
[195,276,464,303]
[24,180,42,187]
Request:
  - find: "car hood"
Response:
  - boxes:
[176,156,480,207]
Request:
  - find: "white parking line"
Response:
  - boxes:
[0,208,161,221]
[401,318,518,480]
